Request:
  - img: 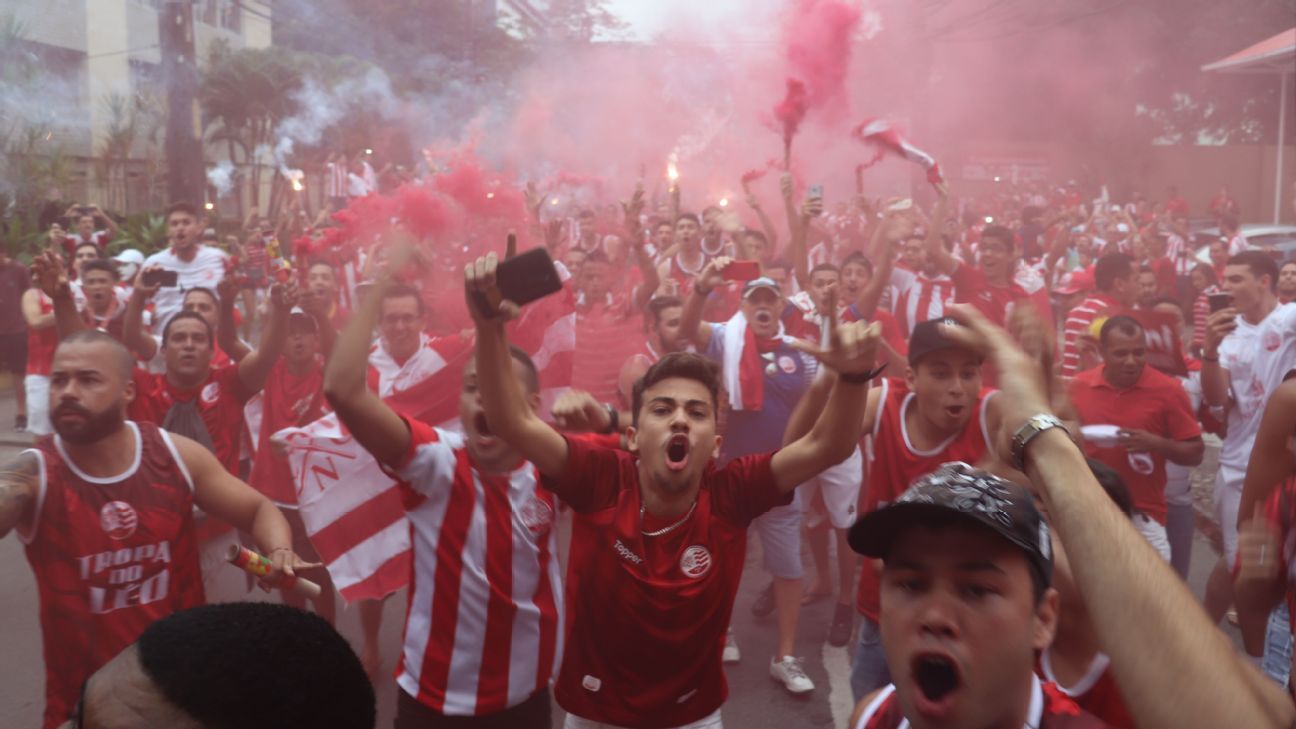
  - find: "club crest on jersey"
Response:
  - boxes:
[1264,330,1281,352]
[777,355,798,374]
[518,496,555,536]
[679,545,712,579]
[100,501,139,540]
[200,381,221,404]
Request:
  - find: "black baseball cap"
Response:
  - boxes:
[848,462,1052,589]
[907,317,981,366]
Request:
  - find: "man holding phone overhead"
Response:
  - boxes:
[140,202,229,329]
[1200,251,1296,627]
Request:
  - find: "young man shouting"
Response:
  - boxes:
[466,248,882,729]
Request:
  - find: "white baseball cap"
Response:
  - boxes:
[113,249,145,265]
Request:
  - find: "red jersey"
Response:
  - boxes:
[1039,650,1136,729]
[857,378,997,620]
[26,293,59,376]
[19,422,205,729]
[573,301,648,405]
[246,360,329,505]
[543,435,790,728]
[129,364,253,474]
[950,262,1039,329]
[387,419,563,715]
[854,677,1112,729]
[1068,366,1201,523]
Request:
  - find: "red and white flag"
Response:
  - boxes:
[276,336,474,602]
[276,285,575,603]
[853,118,945,188]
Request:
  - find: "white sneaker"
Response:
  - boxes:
[723,628,741,664]
[770,655,814,694]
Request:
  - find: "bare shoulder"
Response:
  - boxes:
[0,451,41,526]
[0,451,41,492]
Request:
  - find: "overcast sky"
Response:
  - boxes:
[603,0,757,41]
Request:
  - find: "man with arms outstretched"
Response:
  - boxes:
[466,246,882,729]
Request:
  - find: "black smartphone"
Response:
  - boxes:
[142,269,179,288]
[472,248,563,318]
[1207,292,1234,313]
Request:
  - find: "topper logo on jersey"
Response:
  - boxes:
[679,545,712,579]
[99,501,139,540]
[518,496,555,536]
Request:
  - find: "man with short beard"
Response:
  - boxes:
[0,329,306,729]
[35,251,291,477]
[468,243,881,727]
[619,295,690,409]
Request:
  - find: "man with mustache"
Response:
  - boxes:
[1067,315,1203,561]
[468,247,882,727]
[0,328,305,729]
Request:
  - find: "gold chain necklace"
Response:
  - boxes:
[640,499,698,537]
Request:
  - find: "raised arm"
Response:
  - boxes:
[21,288,54,330]
[0,451,39,540]
[744,183,780,253]
[623,183,660,310]
[31,251,84,338]
[782,370,883,447]
[923,193,957,275]
[679,257,730,351]
[771,295,882,491]
[787,187,820,293]
[321,253,411,469]
[174,435,309,584]
[235,281,291,394]
[466,249,570,478]
[215,275,252,363]
[943,303,1296,729]
[1199,308,1236,408]
[123,265,161,360]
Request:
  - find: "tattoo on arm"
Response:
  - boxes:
[0,453,39,538]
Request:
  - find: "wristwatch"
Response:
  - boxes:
[1010,413,1070,471]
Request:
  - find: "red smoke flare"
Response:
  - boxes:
[773,78,810,164]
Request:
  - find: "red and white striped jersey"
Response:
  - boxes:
[389,420,563,716]
[326,161,348,198]
[1061,293,1123,378]
[891,268,956,336]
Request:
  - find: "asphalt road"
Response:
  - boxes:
[0,405,1236,728]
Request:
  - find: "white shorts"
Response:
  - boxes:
[1214,467,1244,565]
[565,709,722,729]
[801,446,863,531]
[1133,513,1172,562]
[24,374,51,436]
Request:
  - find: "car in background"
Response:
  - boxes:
[1192,223,1296,263]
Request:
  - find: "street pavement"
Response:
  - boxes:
[0,388,1239,729]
